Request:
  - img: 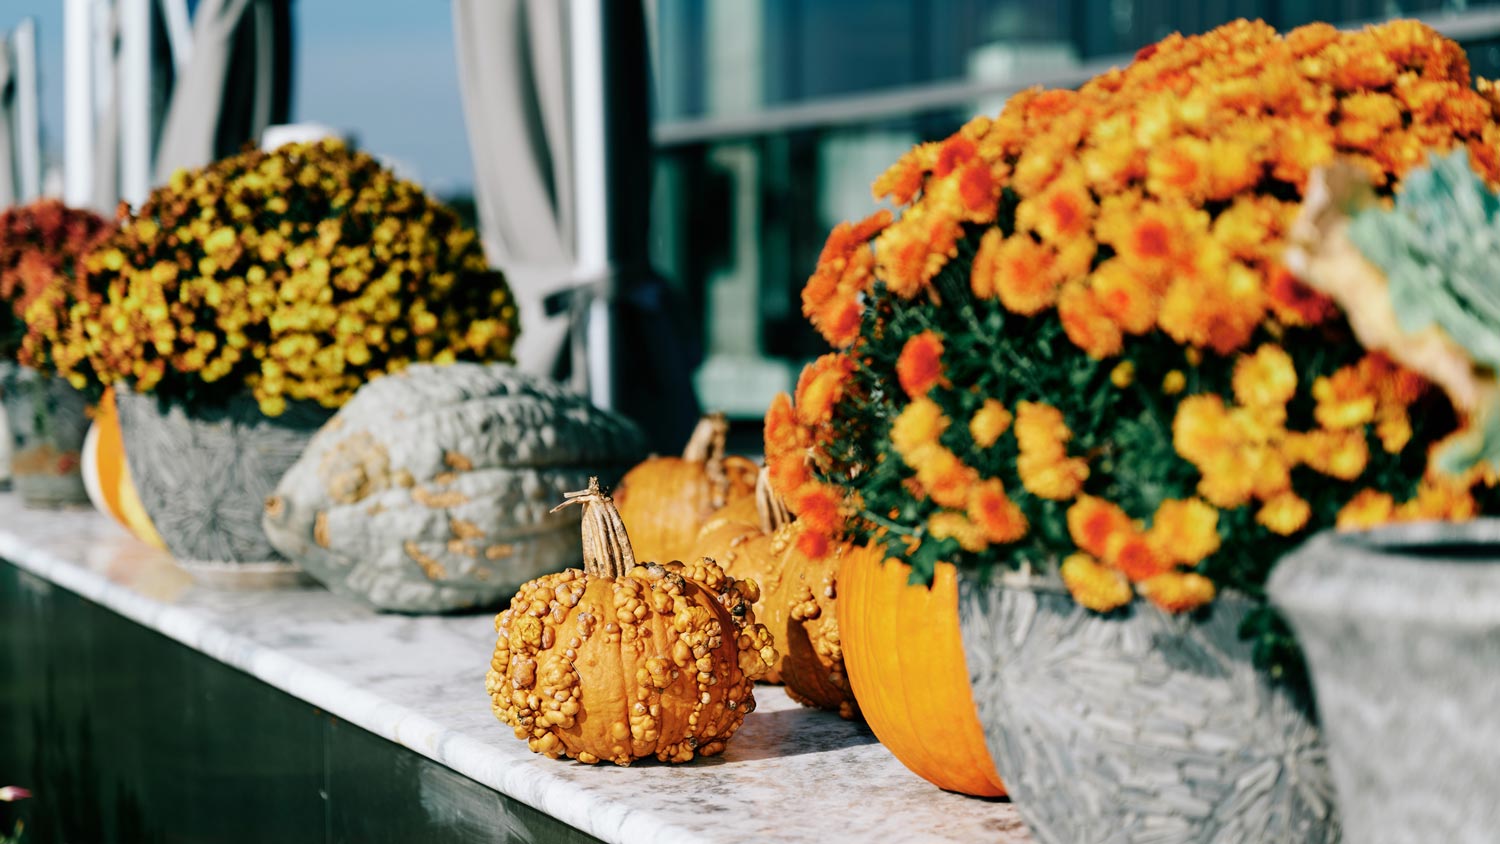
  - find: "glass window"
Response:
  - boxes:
[647,1,1500,427]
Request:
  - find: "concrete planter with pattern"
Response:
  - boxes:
[959,574,1340,844]
[114,388,331,584]
[1270,522,1500,844]
[0,363,92,508]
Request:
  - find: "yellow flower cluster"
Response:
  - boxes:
[51,139,517,415]
[773,19,1500,624]
[1014,401,1089,501]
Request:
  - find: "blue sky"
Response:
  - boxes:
[4,1,476,195]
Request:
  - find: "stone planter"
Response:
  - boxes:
[114,389,331,585]
[0,387,11,488]
[1270,522,1500,844]
[0,363,91,508]
[959,574,1340,844]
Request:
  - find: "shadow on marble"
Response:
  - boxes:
[700,702,880,764]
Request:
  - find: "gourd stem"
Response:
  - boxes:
[552,477,637,578]
[755,466,793,534]
[683,412,732,508]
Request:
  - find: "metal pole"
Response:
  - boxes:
[119,0,153,208]
[570,0,613,410]
[64,0,95,206]
[12,18,41,201]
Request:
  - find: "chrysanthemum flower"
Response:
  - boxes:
[1061,554,1132,612]
[895,331,947,399]
[968,399,1012,449]
[1138,571,1216,613]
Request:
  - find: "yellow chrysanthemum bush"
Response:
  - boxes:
[766,19,1500,684]
[59,139,518,416]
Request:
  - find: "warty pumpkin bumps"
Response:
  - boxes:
[486,478,777,765]
[694,467,858,717]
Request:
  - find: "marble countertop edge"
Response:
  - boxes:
[0,527,706,844]
[0,499,1033,844]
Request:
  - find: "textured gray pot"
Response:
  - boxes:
[114,388,331,577]
[0,364,91,508]
[1270,522,1500,844]
[959,575,1339,844]
[262,363,645,613]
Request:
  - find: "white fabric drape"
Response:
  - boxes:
[452,0,579,377]
[153,0,281,182]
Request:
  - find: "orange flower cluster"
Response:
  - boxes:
[801,211,890,347]
[1014,401,1089,501]
[866,18,1498,361]
[773,19,1499,625]
[0,200,114,379]
[1064,495,1220,612]
[765,354,860,559]
[895,331,947,398]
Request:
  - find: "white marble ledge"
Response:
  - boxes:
[0,493,1032,844]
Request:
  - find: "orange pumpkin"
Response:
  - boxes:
[615,412,757,564]
[694,469,789,593]
[693,494,761,568]
[96,388,167,549]
[763,527,858,718]
[839,546,1006,797]
[92,387,128,522]
[693,469,791,679]
[486,478,776,765]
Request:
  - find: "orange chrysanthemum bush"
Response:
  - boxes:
[769,19,1500,685]
[0,199,115,379]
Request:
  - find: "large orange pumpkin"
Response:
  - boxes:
[838,546,1006,797]
[615,412,757,564]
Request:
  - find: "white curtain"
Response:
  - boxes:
[451,0,580,379]
[154,0,287,182]
[452,0,702,450]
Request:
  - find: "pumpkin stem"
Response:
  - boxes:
[683,411,733,508]
[552,477,637,578]
[755,466,793,534]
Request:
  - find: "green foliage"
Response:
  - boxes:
[818,215,1461,689]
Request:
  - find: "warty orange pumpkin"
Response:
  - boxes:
[693,468,792,679]
[694,468,857,717]
[486,478,777,765]
[838,546,1006,797]
[614,412,758,564]
[694,469,790,595]
[763,525,858,719]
